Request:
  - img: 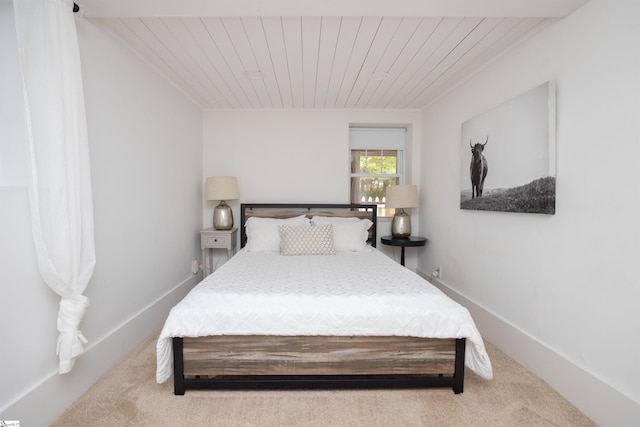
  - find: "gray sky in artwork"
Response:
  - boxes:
[461,81,555,192]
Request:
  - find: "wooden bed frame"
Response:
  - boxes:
[172,203,465,395]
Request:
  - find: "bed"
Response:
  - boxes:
[157,203,492,395]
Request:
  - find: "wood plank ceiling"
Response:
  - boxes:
[83,2,589,110]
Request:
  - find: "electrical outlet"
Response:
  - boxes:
[191,260,200,275]
[432,267,441,278]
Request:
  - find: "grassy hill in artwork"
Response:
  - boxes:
[460,176,556,214]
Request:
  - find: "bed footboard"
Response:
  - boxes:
[172,336,465,395]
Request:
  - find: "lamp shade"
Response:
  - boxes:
[205,176,239,201]
[385,184,419,208]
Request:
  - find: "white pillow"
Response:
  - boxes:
[310,216,373,252]
[245,214,310,252]
[279,224,335,256]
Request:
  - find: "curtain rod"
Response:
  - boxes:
[73,3,79,13]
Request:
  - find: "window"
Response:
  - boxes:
[349,127,406,217]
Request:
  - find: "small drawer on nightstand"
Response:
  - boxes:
[200,228,237,252]
[203,235,227,247]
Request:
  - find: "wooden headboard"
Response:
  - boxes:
[240,203,378,248]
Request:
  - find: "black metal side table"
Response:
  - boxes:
[380,236,427,266]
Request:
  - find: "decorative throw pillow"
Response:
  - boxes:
[311,216,373,252]
[245,215,310,252]
[279,224,336,256]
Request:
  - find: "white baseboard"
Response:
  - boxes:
[417,269,640,427]
[0,274,199,427]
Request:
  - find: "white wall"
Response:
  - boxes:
[0,8,203,426]
[419,0,640,425]
[202,109,423,266]
[0,1,26,187]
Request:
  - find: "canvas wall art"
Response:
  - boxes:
[460,81,556,214]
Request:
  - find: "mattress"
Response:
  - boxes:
[157,248,493,383]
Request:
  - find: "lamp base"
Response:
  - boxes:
[213,200,233,230]
[391,208,411,238]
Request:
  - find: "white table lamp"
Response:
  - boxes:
[205,176,240,230]
[385,184,419,238]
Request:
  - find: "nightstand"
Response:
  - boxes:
[380,235,427,266]
[201,228,238,277]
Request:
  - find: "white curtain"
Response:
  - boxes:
[13,0,96,374]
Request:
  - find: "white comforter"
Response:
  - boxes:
[157,248,493,383]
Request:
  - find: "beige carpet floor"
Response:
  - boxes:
[53,334,595,426]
